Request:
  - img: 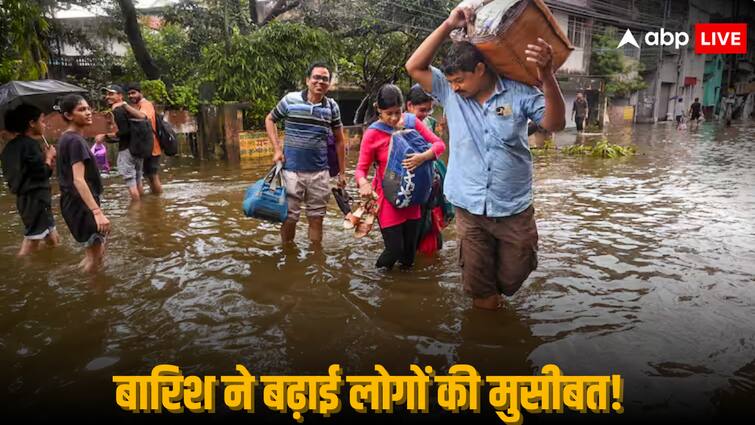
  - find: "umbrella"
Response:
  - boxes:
[0,79,88,131]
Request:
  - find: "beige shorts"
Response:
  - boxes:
[281,169,330,221]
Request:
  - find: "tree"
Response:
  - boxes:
[590,31,647,99]
[115,0,160,80]
[301,0,453,123]
[337,29,419,124]
[303,0,451,36]
[198,21,333,125]
[0,0,49,82]
[161,0,227,59]
[122,24,194,86]
[1,0,119,83]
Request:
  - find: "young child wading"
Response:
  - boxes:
[0,105,60,256]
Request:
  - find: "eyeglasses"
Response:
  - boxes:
[311,75,331,83]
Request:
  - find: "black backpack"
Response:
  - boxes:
[128,118,154,158]
[154,113,178,156]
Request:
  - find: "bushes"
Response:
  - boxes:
[132,80,199,114]
[139,80,169,105]
[168,84,199,114]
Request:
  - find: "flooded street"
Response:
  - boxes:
[1,122,754,420]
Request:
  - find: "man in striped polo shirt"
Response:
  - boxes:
[265,62,346,245]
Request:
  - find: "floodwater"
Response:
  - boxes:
[0,121,753,420]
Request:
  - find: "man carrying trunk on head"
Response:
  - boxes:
[406,4,566,310]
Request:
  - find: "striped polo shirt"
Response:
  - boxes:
[270,89,342,172]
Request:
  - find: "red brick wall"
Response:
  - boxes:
[1,109,198,147]
[44,111,115,140]
[162,109,197,134]
[1,111,114,146]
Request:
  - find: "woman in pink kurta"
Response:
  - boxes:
[355,84,446,269]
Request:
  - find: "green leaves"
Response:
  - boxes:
[120,20,331,120]
[0,0,49,82]
[168,85,199,113]
[336,31,415,93]
[198,21,333,125]
[560,144,591,155]
[530,138,556,156]
[560,139,636,158]
[139,80,199,113]
[122,23,194,86]
[140,80,170,104]
[590,31,647,99]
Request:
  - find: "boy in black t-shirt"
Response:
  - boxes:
[0,104,60,256]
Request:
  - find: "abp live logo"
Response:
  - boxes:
[695,23,747,54]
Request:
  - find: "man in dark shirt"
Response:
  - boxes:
[572,92,589,132]
[0,104,59,256]
[689,97,702,130]
[95,84,147,201]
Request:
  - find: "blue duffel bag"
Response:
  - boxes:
[370,114,433,209]
[242,162,288,222]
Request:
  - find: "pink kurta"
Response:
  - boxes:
[355,114,446,229]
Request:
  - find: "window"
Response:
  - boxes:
[568,16,586,48]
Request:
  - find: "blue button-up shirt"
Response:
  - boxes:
[431,66,545,217]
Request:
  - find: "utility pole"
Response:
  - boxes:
[651,0,670,122]
[674,0,690,106]
[724,0,738,92]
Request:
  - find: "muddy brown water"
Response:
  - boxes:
[0,122,753,420]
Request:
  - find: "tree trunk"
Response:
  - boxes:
[116,0,160,80]
[253,0,301,25]
[250,0,259,25]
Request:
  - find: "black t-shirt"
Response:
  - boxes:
[0,135,52,195]
[691,102,701,115]
[57,131,102,199]
[573,99,588,117]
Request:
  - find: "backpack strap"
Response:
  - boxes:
[403,113,417,129]
[368,120,395,134]
[150,113,162,138]
[368,113,419,134]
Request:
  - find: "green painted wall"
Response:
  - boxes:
[703,55,725,109]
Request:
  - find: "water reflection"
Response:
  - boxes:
[0,121,753,419]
